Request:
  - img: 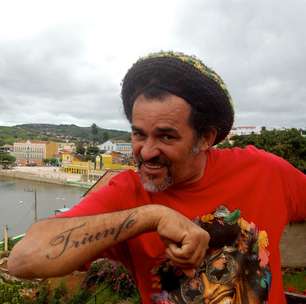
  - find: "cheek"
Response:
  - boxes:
[171,152,195,170]
[132,143,141,158]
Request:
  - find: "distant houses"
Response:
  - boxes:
[229,126,261,137]
[61,150,135,181]
[12,140,59,166]
[3,138,133,172]
[98,140,132,156]
[58,139,134,180]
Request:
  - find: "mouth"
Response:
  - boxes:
[141,162,166,174]
[136,158,173,192]
[136,155,171,175]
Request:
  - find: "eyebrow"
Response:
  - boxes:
[131,126,143,132]
[131,125,179,134]
[155,127,179,135]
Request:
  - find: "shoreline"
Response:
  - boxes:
[0,167,94,189]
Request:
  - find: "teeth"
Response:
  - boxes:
[144,164,163,169]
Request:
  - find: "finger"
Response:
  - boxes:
[166,244,206,269]
[167,242,194,259]
[168,241,206,263]
[160,236,173,246]
[165,248,198,268]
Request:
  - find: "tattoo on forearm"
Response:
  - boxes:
[46,212,137,259]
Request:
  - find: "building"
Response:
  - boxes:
[61,151,135,182]
[57,142,76,153]
[229,126,261,137]
[13,140,58,166]
[98,140,132,156]
[61,151,93,175]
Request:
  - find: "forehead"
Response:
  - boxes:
[131,94,192,130]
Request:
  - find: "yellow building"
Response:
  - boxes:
[96,154,135,170]
[61,152,135,179]
[46,141,58,159]
[61,152,93,175]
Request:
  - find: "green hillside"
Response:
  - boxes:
[0,124,131,145]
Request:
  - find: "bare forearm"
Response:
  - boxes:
[8,204,162,278]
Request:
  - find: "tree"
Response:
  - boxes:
[85,145,100,168]
[219,128,306,173]
[91,123,99,144]
[87,146,100,157]
[43,158,59,166]
[0,152,16,168]
[102,132,109,143]
[76,142,86,155]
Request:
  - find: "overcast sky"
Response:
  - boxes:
[0,0,305,131]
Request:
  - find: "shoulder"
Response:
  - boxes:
[211,145,281,163]
[58,170,144,217]
[108,169,141,190]
[209,145,297,173]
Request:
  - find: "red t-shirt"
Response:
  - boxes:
[59,146,306,303]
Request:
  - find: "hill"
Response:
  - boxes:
[0,123,131,145]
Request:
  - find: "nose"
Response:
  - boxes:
[140,138,160,161]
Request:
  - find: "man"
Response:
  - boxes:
[8,51,306,303]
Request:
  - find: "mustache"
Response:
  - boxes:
[135,155,171,168]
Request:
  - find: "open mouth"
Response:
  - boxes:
[141,162,166,174]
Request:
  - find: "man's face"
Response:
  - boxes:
[131,94,208,192]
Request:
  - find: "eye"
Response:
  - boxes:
[160,134,175,142]
[132,131,146,140]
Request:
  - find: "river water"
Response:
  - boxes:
[0,176,85,239]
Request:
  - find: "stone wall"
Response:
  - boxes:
[280,222,306,268]
[0,169,65,185]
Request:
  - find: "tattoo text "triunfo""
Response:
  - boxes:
[46,212,136,259]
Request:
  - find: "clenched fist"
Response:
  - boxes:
[156,206,210,275]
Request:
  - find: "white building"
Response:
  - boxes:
[13,140,58,165]
[98,140,132,156]
[229,126,261,137]
[57,142,76,153]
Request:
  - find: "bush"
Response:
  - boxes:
[49,281,67,304]
[85,259,139,299]
[0,281,32,304]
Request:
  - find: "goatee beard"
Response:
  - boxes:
[135,155,173,192]
[140,174,173,192]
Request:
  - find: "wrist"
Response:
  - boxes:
[139,204,170,231]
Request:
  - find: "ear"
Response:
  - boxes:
[199,128,217,151]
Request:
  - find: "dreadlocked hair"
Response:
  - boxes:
[121,51,234,145]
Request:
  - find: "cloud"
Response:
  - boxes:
[0,0,305,129]
[173,0,306,127]
[0,26,127,128]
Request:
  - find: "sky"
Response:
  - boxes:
[0,0,305,131]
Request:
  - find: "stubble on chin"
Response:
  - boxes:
[139,172,173,193]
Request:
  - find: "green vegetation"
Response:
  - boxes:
[91,123,99,145]
[0,124,131,145]
[283,269,306,294]
[84,259,139,300]
[0,258,139,304]
[0,280,36,304]
[0,152,16,168]
[43,158,60,166]
[219,128,306,173]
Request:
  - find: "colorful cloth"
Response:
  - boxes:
[59,146,306,304]
[151,206,272,303]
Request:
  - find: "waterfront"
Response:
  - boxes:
[0,176,84,239]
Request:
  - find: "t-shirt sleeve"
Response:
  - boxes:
[55,171,139,270]
[274,155,306,222]
[56,170,138,217]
